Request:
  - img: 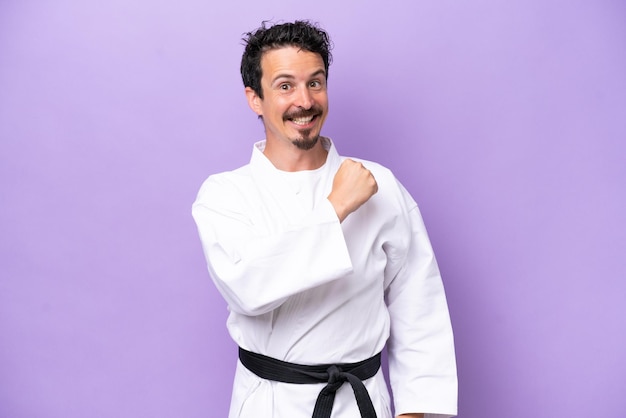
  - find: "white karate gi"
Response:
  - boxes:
[192,138,457,418]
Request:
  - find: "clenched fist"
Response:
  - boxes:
[327,159,378,223]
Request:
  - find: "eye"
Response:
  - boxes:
[279,83,291,91]
[309,80,322,89]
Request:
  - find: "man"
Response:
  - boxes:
[192,21,457,418]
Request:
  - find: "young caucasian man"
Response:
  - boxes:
[192,20,457,418]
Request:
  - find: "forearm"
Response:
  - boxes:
[397,414,424,418]
[193,191,353,315]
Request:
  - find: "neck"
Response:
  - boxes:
[263,138,328,172]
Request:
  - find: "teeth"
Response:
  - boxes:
[292,116,314,125]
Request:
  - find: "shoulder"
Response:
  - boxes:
[343,156,418,212]
[340,156,392,182]
[194,164,253,207]
[348,157,413,195]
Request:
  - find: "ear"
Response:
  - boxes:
[245,87,263,117]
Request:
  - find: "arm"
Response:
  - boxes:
[192,176,353,316]
[385,187,458,417]
[191,159,377,317]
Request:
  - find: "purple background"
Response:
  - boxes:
[1,1,625,417]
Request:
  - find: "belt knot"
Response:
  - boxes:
[326,364,344,388]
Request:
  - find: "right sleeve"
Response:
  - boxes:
[191,176,353,316]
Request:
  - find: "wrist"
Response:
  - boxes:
[327,195,348,223]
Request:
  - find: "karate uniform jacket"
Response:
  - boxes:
[192,138,457,417]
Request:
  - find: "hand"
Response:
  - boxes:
[397,414,425,418]
[327,159,378,222]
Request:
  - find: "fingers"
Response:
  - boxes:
[328,159,378,222]
[340,159,378,193]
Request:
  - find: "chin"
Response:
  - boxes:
[292,135,319,151]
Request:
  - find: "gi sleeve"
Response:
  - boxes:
[384,184,458,418]
[192,174,353,317]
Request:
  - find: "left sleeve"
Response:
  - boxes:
[384,184,458,418]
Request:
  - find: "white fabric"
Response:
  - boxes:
[192,138,457,417]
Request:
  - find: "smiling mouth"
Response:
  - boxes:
[284,108,322,126]
[290,115,316,125]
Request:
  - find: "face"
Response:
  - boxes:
[246,46,329,151]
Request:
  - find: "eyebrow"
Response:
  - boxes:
[271,69,327,85]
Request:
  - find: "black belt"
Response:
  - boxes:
[238,347,380,418]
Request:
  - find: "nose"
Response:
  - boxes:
[294,86,314,109]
